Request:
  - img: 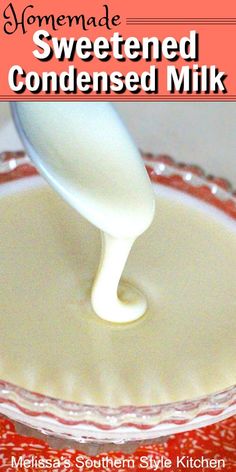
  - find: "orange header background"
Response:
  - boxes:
[0,0,236,100]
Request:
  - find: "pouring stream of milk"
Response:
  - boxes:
[11,103,155,323]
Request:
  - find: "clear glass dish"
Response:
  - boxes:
[0,151,235,446]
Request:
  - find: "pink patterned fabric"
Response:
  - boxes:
[0,415,236,471]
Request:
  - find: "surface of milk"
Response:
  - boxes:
[0,180,235,406]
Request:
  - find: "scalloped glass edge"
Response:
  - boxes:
[0,150,235,442]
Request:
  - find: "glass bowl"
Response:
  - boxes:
[0,151,235,448]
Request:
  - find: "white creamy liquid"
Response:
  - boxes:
[12,102,155,323]
[0,180,235,406]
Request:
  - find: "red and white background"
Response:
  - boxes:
[0,0,236,99]
[0,415,236,470]
[0,0,236,469]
